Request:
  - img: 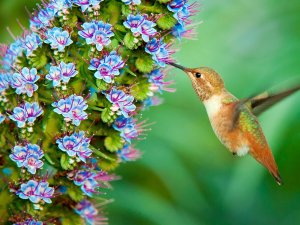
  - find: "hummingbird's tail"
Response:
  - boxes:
[250,146,282,185]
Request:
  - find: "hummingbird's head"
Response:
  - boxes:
[168,62,225,101]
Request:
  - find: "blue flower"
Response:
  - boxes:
[46,65,62,87]
[147,69,174,93]
[0,73,10,92]
[9,102,43,128]
[3,39,24,70]
[145,38,173,67]
[124,14,157,42]
[52,95,88,126]
[105,88,136,118]
[22,33,42,56]
[117,145,141,162]
[123,14,144,34]
[13,219,43,225]
[49,0,72,12]
[31,7,56,30]
[56,131,92,162]
[59,62,78,83]
[112,116,139,142]
[0,114,5,124]
[142,96,163,109]
[10,67,40,97]
[79,21,114,51]
[45,27,73,52]
[74,170,98,196]
[75,200,100,225]
[121,0,141,5]
[17,180,54,204]
[73,0,103,12]
[89,51,124,83]
[9,143,44,174]
[167,0,196,25]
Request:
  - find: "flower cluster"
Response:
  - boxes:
[16,180,54,204]
[75,200,107,225]
[145,38,173,67]
[79,21,114,51]
[0,0,198,222]
[45,27,73,52]
[105,88,136,118]
[10,67,40,97]
[124,14,157,42]
[9,102,43,128]
[89,51,124,83]
[46,61,78,86]
[10,143,44,174]
[56,131,92,162]
[52,95,88,126]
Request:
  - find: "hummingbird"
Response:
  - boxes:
[168,62,300,185]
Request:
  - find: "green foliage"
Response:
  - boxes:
[104,132,124,152]
[136,54,154,73]
[124,32,137,50]
[157,12,177,30]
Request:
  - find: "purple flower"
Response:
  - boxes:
[79,21,114,51]
[142,96,163,109]
[140,20,157,42]
[89,51,124,83]
[75,200,104,225]
[73,0,103,12]
[105,88,136,118]
[2,39,23,70]
[10,67,40,97]
[9,102,43,128]
[45,27,73,52]
[121,0,141,5]
[9,143,44,174]
[13,219,43,225]
[16,180,54,204]
[117,145,141,162]
[147,69,175,93]
[22,33,42,56]
[145,38,173,67]
[52,95,88,126]
[56,131,92,162]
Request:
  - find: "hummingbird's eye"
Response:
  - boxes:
[195,72,202,78]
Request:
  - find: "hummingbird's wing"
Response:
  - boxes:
[248,85,300,116]
[230,85,300,130]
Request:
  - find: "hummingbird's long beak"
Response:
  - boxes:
[167,62,193,72]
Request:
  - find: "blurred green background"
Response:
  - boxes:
[1,0,300,224]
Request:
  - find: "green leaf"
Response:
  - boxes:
[96,79,109,91]
[29,50,48,69]
[114,24,127,32]
[60,154,72,170]
[101,108,112,123]
[157,0,171,3]
[131,78,151,101]
[61,215,83,225]
[90,145,117,161]
[68,187,84,202]
[157,12,177,30]
[135,54,154,73]
[121,4,131,16]
[104,133,124,152]
[124,32,136,50]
